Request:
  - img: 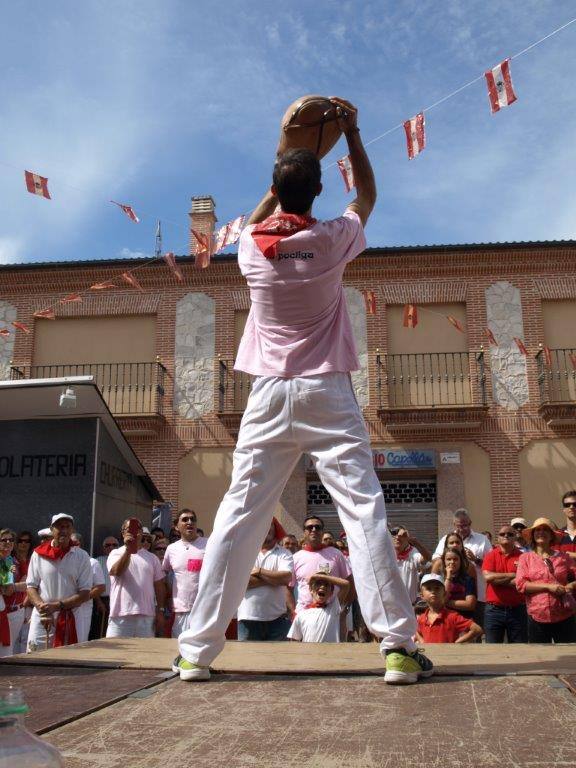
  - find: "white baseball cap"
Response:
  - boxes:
[510,517,528,528]
[37,527,52,537]
[51,513,74,525]
[420,573,445,588]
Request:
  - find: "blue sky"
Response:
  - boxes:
[1,0,576,265]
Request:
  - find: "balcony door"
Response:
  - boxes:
[32,315,157,415]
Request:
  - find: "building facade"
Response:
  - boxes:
[1,197,575,546]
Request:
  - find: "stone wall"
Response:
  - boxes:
[174,292,215,418]
[344,286,368,407]
[485,281,529,410]
[0,300,16,380]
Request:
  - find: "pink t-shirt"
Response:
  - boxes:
[107,546,164,618]
[293,547,352,612]
[162,537,208,613]
[235,211,366,377]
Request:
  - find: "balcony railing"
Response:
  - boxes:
[536,347,576,404]
[376,351,487,409]
[9,361,166,417]
[217,358,252,413]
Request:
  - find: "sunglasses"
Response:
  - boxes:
[180,517,197,523]
[499,531,516,538]
[154,547,167,553]
[17,538,31,544]
[304,524,323,531]
[0,538,14,544]
[104,542,118,547]
[563,502,576,508]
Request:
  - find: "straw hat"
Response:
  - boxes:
[522,517,563,544]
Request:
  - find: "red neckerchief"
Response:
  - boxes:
[53,608,78,647]
[301,543,329,552]
[396,545,413,562]
[305,602,326,609]
[251,213,317,259]
[0,609,10,646]
[35,541,71,561]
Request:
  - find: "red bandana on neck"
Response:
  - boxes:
[252,213,317,259]
[396,545,413,562]
[35,541,70,561]
[305,602,327,609]
[301,543,329,552]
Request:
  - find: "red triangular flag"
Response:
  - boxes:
[111,201,140,223]
[25,170,51,199]
[12,321,31,334]
[542,346,552,368]
[90,281,116,291]
[403,304,418,328]
[337,156,355,193]
[192,229,213,269]
[0,328,10,339]
[121,272,144,292]
[486,328,498,346]
[363,290,376,316]
[447,315,464,333]
[163,252,184,282]
[513,337,528,356]
[61,293,82,303]
[33,308,55,320]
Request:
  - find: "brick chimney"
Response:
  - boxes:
[189,196,217,256]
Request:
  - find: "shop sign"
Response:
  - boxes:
[440,451,461,464]
[305,450,436,471]
[372,449,436,470]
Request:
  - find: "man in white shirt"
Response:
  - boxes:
[162,509,208,638]
[237,519,293,641]
[26,514,92,650]
[432,509,492,626]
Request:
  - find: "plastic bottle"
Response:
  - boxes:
[0,685,64,767]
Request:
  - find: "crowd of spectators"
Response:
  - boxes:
[1,489,575,656]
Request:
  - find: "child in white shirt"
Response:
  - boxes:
[287,572,350,643]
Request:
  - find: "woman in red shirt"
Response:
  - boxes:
[515,518,576,643]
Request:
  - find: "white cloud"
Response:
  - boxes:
[118,248,151,259]
[0,237,24,264]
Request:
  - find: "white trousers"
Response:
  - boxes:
[172,611,191,638]
[179,373,417,666]
[0,607,26,658]
[106,615,155,638]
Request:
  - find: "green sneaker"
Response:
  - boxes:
[171,655,211,681]
[384,648,434,685]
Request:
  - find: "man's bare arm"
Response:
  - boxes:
[331,97,377,226]
[247,190,278,225]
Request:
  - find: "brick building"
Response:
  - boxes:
[1,195,576,546]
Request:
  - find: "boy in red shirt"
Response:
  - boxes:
[416,574,483,644]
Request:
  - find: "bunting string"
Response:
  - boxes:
[1,15,576,338]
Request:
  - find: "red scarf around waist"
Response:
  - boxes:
[53,608,78,647]
[0,609,10,646]
[35,541,71,561]
[251,213,316,259]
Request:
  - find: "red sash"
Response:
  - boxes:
[53,608,78,647]
[0,609,10,646]
[252,213,316,259]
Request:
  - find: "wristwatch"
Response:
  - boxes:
[59,600,65,610]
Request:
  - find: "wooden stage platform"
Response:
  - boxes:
[2,640,576,767]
